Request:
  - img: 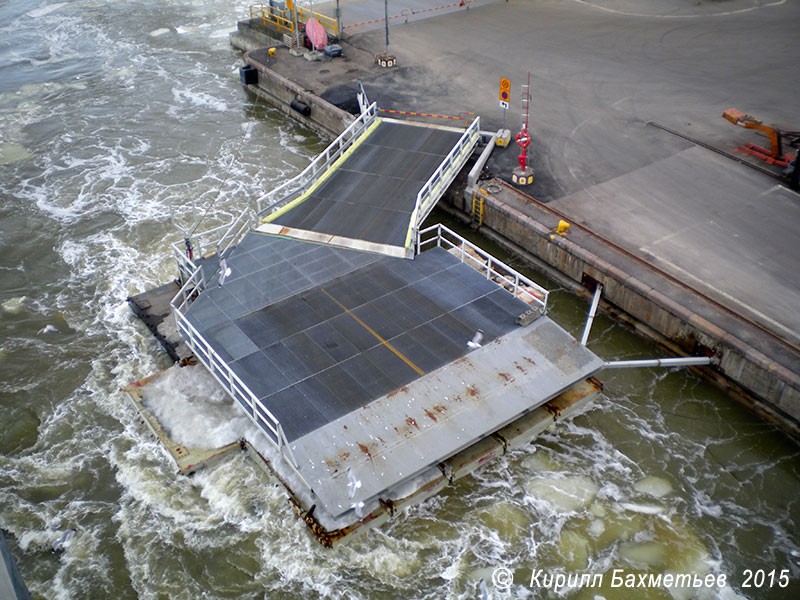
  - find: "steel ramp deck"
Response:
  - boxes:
[182,232,602,518]
[293,318,604,518]
[184,233,532,442]
[259,119,476,257]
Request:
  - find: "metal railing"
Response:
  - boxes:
[296,4,339,36]
[217,207,255,260]
[171,208,255,280]
[408,117,481,247]
[417,223,549,313]
[250,3,296,33]
[170,268,310,490]
[256,102,377,217]
[248,3,339,37]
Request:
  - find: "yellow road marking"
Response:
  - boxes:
[321,288,425,376]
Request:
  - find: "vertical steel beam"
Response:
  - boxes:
[580,284,603,346]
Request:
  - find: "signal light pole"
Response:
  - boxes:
[513,71,535,186]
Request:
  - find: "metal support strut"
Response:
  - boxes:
[604,357,715,369]
[580,284,603,346]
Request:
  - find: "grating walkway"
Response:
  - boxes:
[183,231,603,516]
[186,233,530,441]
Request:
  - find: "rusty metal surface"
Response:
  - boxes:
[289,317,604,519]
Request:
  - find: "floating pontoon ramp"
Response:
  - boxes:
[171,223,604,526]
[255,103,481,258]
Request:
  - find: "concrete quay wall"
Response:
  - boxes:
[238,47,353,141]
[466,186,800,434]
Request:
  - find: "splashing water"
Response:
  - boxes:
[1,1,798,599]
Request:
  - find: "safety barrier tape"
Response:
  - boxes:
[344,1,471,29]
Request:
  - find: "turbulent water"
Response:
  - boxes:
[1,0,798,598]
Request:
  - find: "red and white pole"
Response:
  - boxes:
[513,71,535,186]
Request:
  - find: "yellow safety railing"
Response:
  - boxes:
[249,2,338,38]
[295,3,338,37]
[249,3,295,34]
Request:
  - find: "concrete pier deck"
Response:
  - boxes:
[234,0,800,427]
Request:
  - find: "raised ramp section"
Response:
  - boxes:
[257,107,480,258]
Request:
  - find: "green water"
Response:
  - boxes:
[1,0,798,598]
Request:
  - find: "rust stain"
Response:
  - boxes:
[377,436,385,444]
[523,355,537,366]
[324,450,352,470]
[498,372,513,383]
[357,443,372,458]
[433,404,447,414]
[343,425,348,430]
[406,416,420,430]
[423,408,438,422]
[545,403,562,420]
[514,361,527,375]
[466,385,479,398]
[387,385,408,398]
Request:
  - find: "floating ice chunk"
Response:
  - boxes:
[478,501,530,542]
[589,501,607,518]
[633,475,673,498]
[559,529,589,570]
[38,324,58,334]
[149,28,170,37]
[26,3,67,18]
[0,142,33,165]
[2,296,26,314]
[620,541,667,568]
[619,501,664,515]
[587,518,605,538]
[524,475,598,512]
[520,450,557,473]
[175,23,210,35]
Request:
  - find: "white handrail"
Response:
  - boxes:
[217,207,255,259]
[171,208,255,279]
[417,223,549,313]
[257,102,378,216]
[169,267,311,490]
[409,117,481,242]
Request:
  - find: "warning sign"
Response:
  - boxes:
[499,78,510,103]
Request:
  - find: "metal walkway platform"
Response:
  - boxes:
[172,223,603,519]
[183,234,530,443]
[294,318,604,518]
[256,104,481,258]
